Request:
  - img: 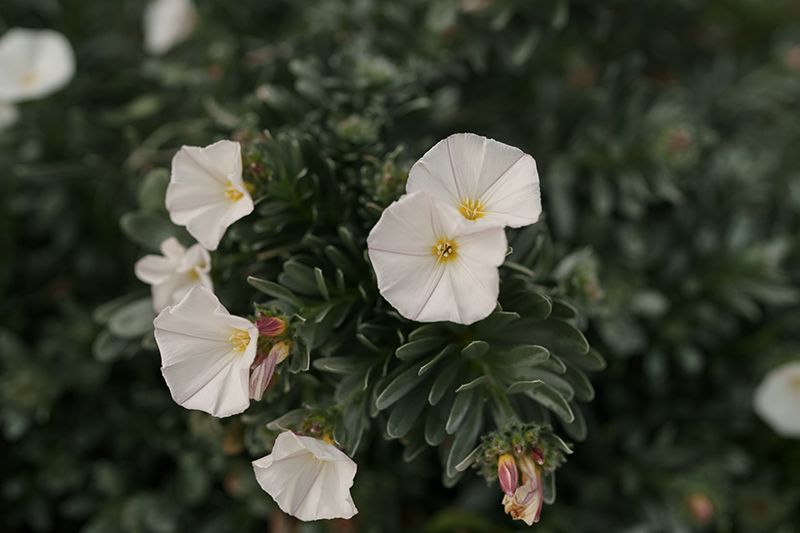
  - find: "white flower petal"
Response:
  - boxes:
[166,140,254,251]
[754,361,800,438]
[253,432,358,521]
[0,28,75,102]
[367,191,506,325]
[144,0,197,55]
[154,286,257,418]
[407,132,541,228]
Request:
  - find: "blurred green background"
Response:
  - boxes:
[1,0,799,532]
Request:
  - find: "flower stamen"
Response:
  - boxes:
[20,71,38,87]
[229,328,251,352]
[225,180,244,202]
[458,198,485,221]
[432,238,458,263]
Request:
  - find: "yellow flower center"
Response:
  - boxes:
[229,328,251,352]
[20,71,38,87]
[225,180,244,201]
[458,198,485,221]
[432,238,458,263]
[791,375,800,391]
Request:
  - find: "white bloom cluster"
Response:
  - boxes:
[368,132,541,325]
[137,133,539,522]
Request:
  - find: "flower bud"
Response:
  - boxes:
[532,447,545,466]
[502,455,543,526]
[269,340,292,364]
[497,454,519,496]
[249,350,278,401]
[256,316,287,337]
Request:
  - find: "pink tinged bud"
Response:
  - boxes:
[502,457,543,526]
[497,454,519,496]
[256,316,286,337]
[532,447,545,466]
[249,351,278,401]
[269,340,291,364]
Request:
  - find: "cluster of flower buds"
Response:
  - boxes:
[250,315,291,400]
[497,449,545,525]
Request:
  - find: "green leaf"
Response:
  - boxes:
[461,340,489,359]
[395,337,446,361]
[313,356,362,374]
[455,375,487,393]
[107,298,154,339]
[429,360,461,405]
[92,329,131,362]
[137,169,169,213]
[445,389,478,434]
[446,405,483,477]
[375,363,425,410]
[313,267,330,300]
[419,344,457,376]
[563,362,595,401]
[120,211,178,250]
[504,318,589,355]
[247,276,302,307]
[561,347,607,372]
[562,401,587,441]
[387,392,428,439]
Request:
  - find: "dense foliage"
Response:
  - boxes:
[2,1,798,532]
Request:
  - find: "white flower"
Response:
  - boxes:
[143,0,197,56]
[367,191,507,325]
[154,285,258,418]
[134,237,212,312]
[0,103,19,131]
[166,140,254,251]
[0,28,75,102]
[253,431,358,521]
[754,361,800,438]
[406,132,541,228]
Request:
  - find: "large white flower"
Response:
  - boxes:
[134,236,212,312]
[367,191,507,325]
[0,28,75,102]
[253,431,358,521]
[154,285,258,418]
[166,140,254,251]
[406,132,541,228]
[754,361,800,438]
[143,0,197,56]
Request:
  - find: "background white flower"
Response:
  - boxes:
[753,361,800,438]
[253,431,358,521]
[0,28,75,102]
[144,0,197,55]
[406,132,541,228]
[367,191,507,325]
[154,285,258,418]
[166,140,254,251]
[134,236,212,312]
[0,103,19,131]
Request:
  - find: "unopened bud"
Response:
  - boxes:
[249,350,278,400]
[270,340,292,363]
[256,316,286,337]
[497,454,519,496]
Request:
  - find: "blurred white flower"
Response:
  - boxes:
[144,0,197,55]
[154,285,258,418]
[253,431,358,521]
[407,132,541,228]
[166,140,254,251]
[0,103,19,131]
[134,236,212,312]
[0,28,75,102]
[754,361,800,438]
[367,191,507,325]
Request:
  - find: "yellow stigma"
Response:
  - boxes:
[20,71,38,87]
[229,328,251,352]
[225,180,244,201]
[432,237,458,264]
[458,198,485,221]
